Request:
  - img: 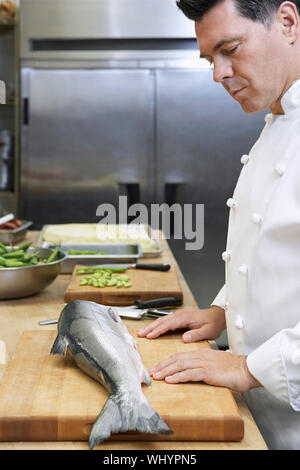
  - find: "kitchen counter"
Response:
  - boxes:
[0,230,267,450]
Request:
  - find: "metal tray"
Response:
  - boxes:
[37,224,162,258]
[37,242,143,274]
[0,220,33,245]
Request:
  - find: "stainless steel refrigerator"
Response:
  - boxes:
[19,0,265,313]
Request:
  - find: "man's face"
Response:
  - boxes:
[195,0,291,114]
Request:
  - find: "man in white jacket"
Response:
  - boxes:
[138,0,300,450]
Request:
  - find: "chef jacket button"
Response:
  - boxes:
[264,113,272,124]
[234,315,244,329]
[226,198,237,209]
[251,213,263,224]
[241,154,250,165]
[291,349,300,365]
[275,163,286,176]
[222,251,231,262]
[238,264,248,276]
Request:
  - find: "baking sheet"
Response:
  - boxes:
[36,224,162,258]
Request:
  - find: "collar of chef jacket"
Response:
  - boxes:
[280,78,300,115]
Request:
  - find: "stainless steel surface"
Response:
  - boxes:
[0,129,14,191]
[36,224,162,259]
[0,246,68,299]
[20,0,196,60]
[0,80,5,104]
[20,68,155,224]
[0,219,33,244]
[36,242,143,274]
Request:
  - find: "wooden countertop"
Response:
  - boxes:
[0,230,267,450]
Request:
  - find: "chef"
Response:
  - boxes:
[138,0,300,450]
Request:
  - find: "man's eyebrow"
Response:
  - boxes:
[199,37,241,59]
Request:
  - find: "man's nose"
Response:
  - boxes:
[213,58,234,83]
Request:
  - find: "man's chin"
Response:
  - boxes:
[238,98,268,114]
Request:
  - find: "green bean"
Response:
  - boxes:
[4,259,25,267]
[0,242,8,254]
[17,241,32,251]
[46,246,60,263]
[79,270,131,289]
[2,250,25,259]
[77,266,128,275]
[67,249,109,255]
[0,256,6,266]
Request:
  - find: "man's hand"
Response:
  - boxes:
[150,349,262,393]
[138,306,226,342]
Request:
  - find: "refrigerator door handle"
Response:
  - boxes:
[164,182,186,206]
[23,97,29,126]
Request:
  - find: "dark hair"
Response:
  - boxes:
[176,0,300,25]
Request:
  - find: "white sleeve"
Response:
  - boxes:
[247,323,300,410]
[211,284,226,310]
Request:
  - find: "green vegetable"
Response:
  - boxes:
[4,259,25,267]
[0,243,61,269]
[17,241,33,251]
[0,242,8,254]
[46,246,60,263]
[2,250,25,259]
[76,266,128,275]
[0,256,7,266]
[78,268,131,289]
[67,249,109,255]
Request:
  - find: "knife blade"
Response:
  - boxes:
[38,296,181,325]
[79,263,171,272]
[39,307,173,324]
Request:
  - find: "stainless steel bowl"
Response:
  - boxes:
[0,247,68,300]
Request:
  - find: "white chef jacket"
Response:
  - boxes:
[212,78,300,450]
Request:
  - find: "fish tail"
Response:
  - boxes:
[50,334,68,356]
[88,395,122,450]
[89,393,172,450]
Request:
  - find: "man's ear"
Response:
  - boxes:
[276,1,300,44]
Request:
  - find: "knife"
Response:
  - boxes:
[39,296,182,325]
[39,308,173,324]
[78,263,171,272]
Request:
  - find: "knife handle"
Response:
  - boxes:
[134,297,182,309]
[135,263,171,271]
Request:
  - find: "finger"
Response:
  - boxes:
[152,357,202,380]
[138,313,185,339]
[149,353,179,376]
[137,317,166,338]
[165,368,204,384]
[182,324,213,343]
[151,350,203,374]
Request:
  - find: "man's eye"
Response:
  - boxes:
[224,45,239,55]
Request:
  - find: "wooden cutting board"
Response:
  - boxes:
[64,265,183,305]
[0,330,244,444]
